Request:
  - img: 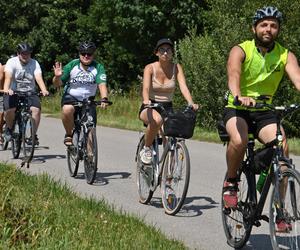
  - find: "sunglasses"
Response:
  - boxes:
[158,47,173,54]
[80,53,93,57]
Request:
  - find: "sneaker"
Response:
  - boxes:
[276,219,292,232]
[3,128,12,142]
[223,181,238,208]
[139,146,152,165]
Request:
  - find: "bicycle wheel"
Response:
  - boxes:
[161,140,190,215]
[136,135,153,204]
[11,120,21,159]
[269,167,300,250]
[22,117,36,160]
[67,129,80,177]
[84,127,98,184]
[221,170,253,249]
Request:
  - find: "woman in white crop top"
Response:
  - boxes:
[139,38,199,165]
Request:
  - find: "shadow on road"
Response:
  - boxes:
[179,196,218,217]
[244,234,272,249]
[146,195,218,217]
[30,154,66,164]
[73,171,131,186]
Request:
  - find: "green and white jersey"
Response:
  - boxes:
[61,59,106,101]
[227,39,288,109]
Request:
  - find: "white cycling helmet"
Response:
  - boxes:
[253,6,283,26]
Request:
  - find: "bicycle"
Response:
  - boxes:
[219,100,300,249]
[9,91,39,162]
[135,103,195,215]
[67,98,112,185]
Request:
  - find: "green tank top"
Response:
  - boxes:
[227,39,288,109]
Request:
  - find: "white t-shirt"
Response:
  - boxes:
[5,56,42,92]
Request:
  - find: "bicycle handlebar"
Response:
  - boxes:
[72,98,113,107]
[234,95,300,117]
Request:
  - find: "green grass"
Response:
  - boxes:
[41,92,300,155]
[0,164,186,249]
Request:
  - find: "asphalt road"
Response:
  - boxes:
[1,116,300,249]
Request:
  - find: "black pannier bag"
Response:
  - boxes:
[163,107,196,139]
[253,146,275,174]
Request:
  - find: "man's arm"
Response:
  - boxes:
[0,64,4,90]
[98,83,108,99]
[227,45,255,106]
[3,71,12,94]
[227,46,245,97]
[285,51,300,91]
[35,73,49,95]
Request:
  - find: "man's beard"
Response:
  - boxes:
[254,33,276,49]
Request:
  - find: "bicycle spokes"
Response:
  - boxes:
[161,141,190,215]
[269,169,300,249]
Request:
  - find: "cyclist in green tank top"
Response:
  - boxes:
[222,7,300,230]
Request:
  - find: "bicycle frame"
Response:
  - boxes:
[239,105,297,226]
[73,101,97,154]
[148,134,180,191]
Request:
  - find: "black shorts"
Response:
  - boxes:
[139,100,173,127]
[139,100,173,118]
[3,94,41,111]
[223,107,278,137]
[62,93,97,125]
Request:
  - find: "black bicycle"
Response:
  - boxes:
[10,91,39,162]
[135,103,195,215]
[67,98,112,184]
[219,101,300,249]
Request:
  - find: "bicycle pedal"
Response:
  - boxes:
[223,207,231,215]
[253,221,261,227]
[260,215,269,223]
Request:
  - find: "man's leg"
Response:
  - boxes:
[223,116,248,208]
[62,104,75,137]
[226,117,249,179]
[0,112,4,143]
[30,106,41,133]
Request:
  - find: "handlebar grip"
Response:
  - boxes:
[233,96,241,106]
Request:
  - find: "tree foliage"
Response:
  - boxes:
[1,0,300,135]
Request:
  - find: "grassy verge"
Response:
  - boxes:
[0,164,185,249]
[41,92,300,155]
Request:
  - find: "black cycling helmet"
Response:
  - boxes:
[78,41,96,54]
[17,42,33,53]
[253,6,283,26]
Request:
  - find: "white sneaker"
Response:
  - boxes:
[139,147,152,165]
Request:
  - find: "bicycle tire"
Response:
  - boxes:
[84,127,98,184]
[67,129,80,177]
[136,135,153,204]
[22,117,36,160]
[2,138,8,150]
[11,120,21,159]
[1,123,8,150]
[269,167,300,250]
[221,170,253,249]
[161,140,190,215]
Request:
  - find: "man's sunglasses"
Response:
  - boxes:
[80,53,93,57]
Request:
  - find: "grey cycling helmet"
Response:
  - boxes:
[17,42,33,53]
[78,41,96,54]
[253,6,283,26]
